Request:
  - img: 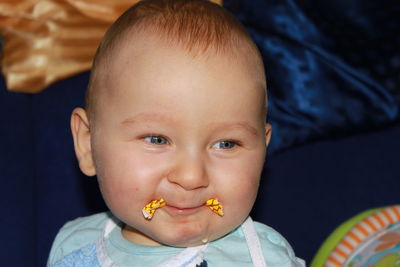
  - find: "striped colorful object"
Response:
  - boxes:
[142,199,166,220]
[205,198,224,216]
[312,205,400,267]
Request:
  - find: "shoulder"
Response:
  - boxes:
[47,212,112,265]
[253,221,305,266]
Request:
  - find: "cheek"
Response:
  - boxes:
[212,151,264,206]
[93,142,171,209]
[207,152,264,238]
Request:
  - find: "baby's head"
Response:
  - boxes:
[71,0,271,247]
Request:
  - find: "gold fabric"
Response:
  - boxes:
[0,0,222,93]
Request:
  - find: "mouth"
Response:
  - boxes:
[163,204,206,217]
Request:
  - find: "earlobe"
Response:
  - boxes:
[265,123,272,147]
[70,108,96,176]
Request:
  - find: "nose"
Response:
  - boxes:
[167,152,209,191]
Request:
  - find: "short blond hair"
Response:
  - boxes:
[86,0,265,120]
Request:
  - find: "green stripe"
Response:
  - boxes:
[310,207,383,267]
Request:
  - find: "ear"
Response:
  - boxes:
[265,123,272,147]
[70,108,96,176]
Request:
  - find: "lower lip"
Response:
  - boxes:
[163,205,205,216]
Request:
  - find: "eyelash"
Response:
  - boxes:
[212,140,240,150]
[143,135,169,145]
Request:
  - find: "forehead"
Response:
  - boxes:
[108,32,263,85]
[92,33,265,121]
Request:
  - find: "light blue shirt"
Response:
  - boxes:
[48,212,304,266]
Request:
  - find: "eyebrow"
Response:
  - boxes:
[121,113,259,136]
[209,121,259,136]
[121,112,176,126]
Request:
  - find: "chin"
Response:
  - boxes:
[150,222,212,247]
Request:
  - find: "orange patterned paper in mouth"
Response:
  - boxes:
[205,198,224,216]
[142,199,166,220]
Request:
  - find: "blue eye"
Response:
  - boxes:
[144,136,169,145]
[212,141,236,149]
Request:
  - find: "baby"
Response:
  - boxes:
[48,0,304,266]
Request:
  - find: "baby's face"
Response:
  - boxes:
[91,38,269,247]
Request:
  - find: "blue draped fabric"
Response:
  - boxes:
[225,0,400,152]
